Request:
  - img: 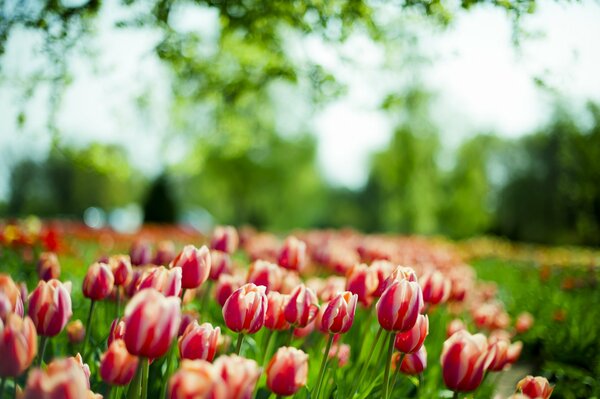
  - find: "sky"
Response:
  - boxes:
[1,0,600,197]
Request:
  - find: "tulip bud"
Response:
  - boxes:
[370,260,396,297]
[515,312,534,334]
[319,291,357,334]
[247,260,283,293]
[37,252,60,281]
[109,255,132,286]
[138,266,182,297]
[222,283,267,334]
[420,270,451,306]
[168,359,226,399]
[395,314,429,354]
[100,339,139,386]
[517,375,554,399]
[395,345,427,375]
[377,266,418,296]
[108,318,126,346]
[441,330,491,392]
[28,279,72,337]
[130,239,152,266]
[446,319,466,338]
[154,240,176,266]
[0,274,24,319]
[179,310,199,337]
[214,354,261,399]
[179,321,220,362]
[66,319,86,344]
[211,226,239,254]
[278,236,307,272]
[266,347,308,396]
[171,245,211,289]
[124,288,181,358]
[0,314,37,377]
[346,264,378,307]
[83,262,115,301]
[209,250,233,281]
[265,292,290,331]
[23,357,89,399]
[376,279,423,332]
[284,285,319,328]
[215,274,244,307]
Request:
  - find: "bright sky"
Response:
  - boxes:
[1,0,600,196]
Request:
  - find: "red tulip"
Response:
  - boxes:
[377,266,418,296]
[138,266,182,297]
[214,354,261,399]
[211,226,239,254]
[293,319,315,338]
[23,357,89,399]
[247,260,283,293]
[124,288,181,358]
[124,268,146,298]
[66,320,86,344]
[376,279,423,332]
[284,285,319,328]
[515,312,534,334]
[266,347,309,396]
[109,255,132,286]
[83,262,115,300]
[441,330,491,392]
[395,314,428,354]
[108,318,126,346]
[319,291,357,334]
[420,270,451,306]
[37,252,60,281]
[370,260,395,297]
[100,339,139,386]
[446,319,466,338]
[486,336,511,372]
[0,274,24,319]
[0,314,37,377]
[517,375,554,399]
[265,292,290,331]
[154,240,176,266]
[179,310,199,337]
[209,250,233,280]
[278,236,307,272]
[179,321,220,362]
[222,283,267,334]
[346,264,378,307]
[130,240,152,266]
[215,274,244,307]
[171,245,211,289]
[28,279,72,337]
[168,359,226,399]
[395,345,427,375]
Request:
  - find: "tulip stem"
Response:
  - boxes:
[37,335,48,366]
[235,333,244,355]
[286,328,295,346]
[262,330,275,365]
[141,357,149,399]
[116,287,121,318]
[351,325,383,397]
[452,391,459,399]
[200,281,212,310]
[126,357,144,399]
[382,333,395,399]
[391,352,405,391]
[162,340,178,398]
[314,333,334,399]
[0,378,5,399]
[82,300,96,359]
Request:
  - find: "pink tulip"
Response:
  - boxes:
[168,359,226,399]
[370,260,395,297]
[130,239,152,266]
[247,260,283,293]
[316,276,346,302]
[215,274,244,307]
[396,345,427,375]
[395,314,429,354]
[179,321,220,362]
[446,319,466,338]
[83,262,115,301]
[28,279,72,337]
[0,314,37,377]
[222,283,267,334]
[154,240,176,266]
[108,318,126,346]
[109,255,132,286]
[179,310,199,336]
[486,336,511,372]
[171,245,211,289]
[265,292,290,331]
[420,270,451,306]
[376,279,423,332]
[328,343,351,367]
[517,375,554,399]
[100,339,139,386]
[345,264,378,307]
[284,285,319,328]
[209,250,233,281]
[23,357,89,399]
[515,312,534,334]
[211,226,239,254]
[37,252,60,281]
[266,347,309,396]
[214,354,261,399]
[376,266,418,299]
[278,236,307,272]
[138,266,182,297]
[319,291,357,334]
[441,330,491,392]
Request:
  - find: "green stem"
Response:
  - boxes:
[391,352,405,391]
[140,357,149,399]
[0,377,6,399]
[351,325,383,396]
[200,281,212,310]
[37,336,48,366]
[313,333,335,399]
[286,328,295,346]
[452,391,459,399]
[262,329,276,366]
[12,377,16,399]
[126,358,144,399]
[382,333,395,399]
[235,333,244,355]
[161,341,178,398]
[82,300,96,358]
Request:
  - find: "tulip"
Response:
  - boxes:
[515,312,534,334]
[377,266,418,296]
[213,354,261,399]
[249,260,283,292]
[517,375,554,399]
[370,260,395,297]
[223,283,267,353]
[108,318,126,346]
[346,264,378,307]
[154,240,176,266]
[266,347,308,397]
[0,314,37,377]
[278,236,307,272]
[100,339,139,386]
[66,320,86,344]
[130,240,152,266]
[446,319,466,338]
[284,285,319,328]
[209,250,233,281]
[168,359,226,399]
[507,341,523,364]
[178,310,199,337]
[211,225,239,254]
[0,274,24,319]
[125,268,146,298]
[328,343,350,367]
[472,302,510,330]
[215,274,244,307]
[395,314,428,354]
[73,353,91,388]
[316,276,346,302]
[319,291,357,334]
[441,330,491,392]
[420,270,451,306]
[37,252,60,281]
[82,262,114,356]
[138,266,182,297]
[280,270,302,295]
[178,321,220,362]
[486,336,511,372]
[265,292,290,331]
[23,357,89,399]
[376,279,423,332]
[110,255,133,286]
[171,245,211,290]
[396,345,427,375]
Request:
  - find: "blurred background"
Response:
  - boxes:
[1,0,600,245]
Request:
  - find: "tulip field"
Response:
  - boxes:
[1,220,599,399]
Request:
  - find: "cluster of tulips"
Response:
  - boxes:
[0,225,555,398]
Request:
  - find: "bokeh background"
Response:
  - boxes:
[1,0,600,245]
